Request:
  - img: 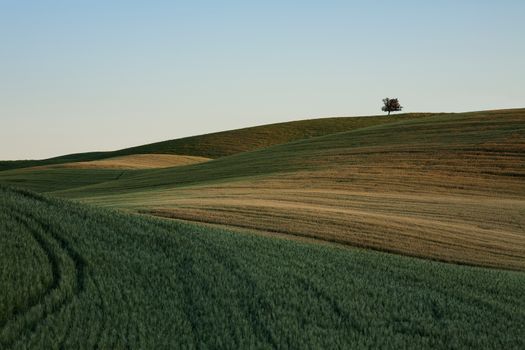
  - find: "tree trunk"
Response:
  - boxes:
[388,111,391,116]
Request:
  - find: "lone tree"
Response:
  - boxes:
[382,98,402,116]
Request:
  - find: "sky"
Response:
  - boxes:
[1,1,524,160]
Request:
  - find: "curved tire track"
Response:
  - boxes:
[0,204,86,349]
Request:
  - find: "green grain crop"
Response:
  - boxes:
[1,185,524,349]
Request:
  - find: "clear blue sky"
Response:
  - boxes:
[1,1,524,160]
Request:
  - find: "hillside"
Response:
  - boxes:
[0,113,433,171]
[1,109,524,270]
[48,109,525,270]
[1,186,524,349]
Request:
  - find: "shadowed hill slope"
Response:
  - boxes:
[104,113,435,158]
[0,113,434,171]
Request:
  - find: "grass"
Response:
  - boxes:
[31,108,524,270]
[1,185,524,349]
[0,113,434,171]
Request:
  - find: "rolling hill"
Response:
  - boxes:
[2,108,525,348]
[1,109,524,270]
[1,186,524,349]
[0,113,433,171]
[46,108,525,270]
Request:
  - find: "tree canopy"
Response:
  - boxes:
[382,98,403,115]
